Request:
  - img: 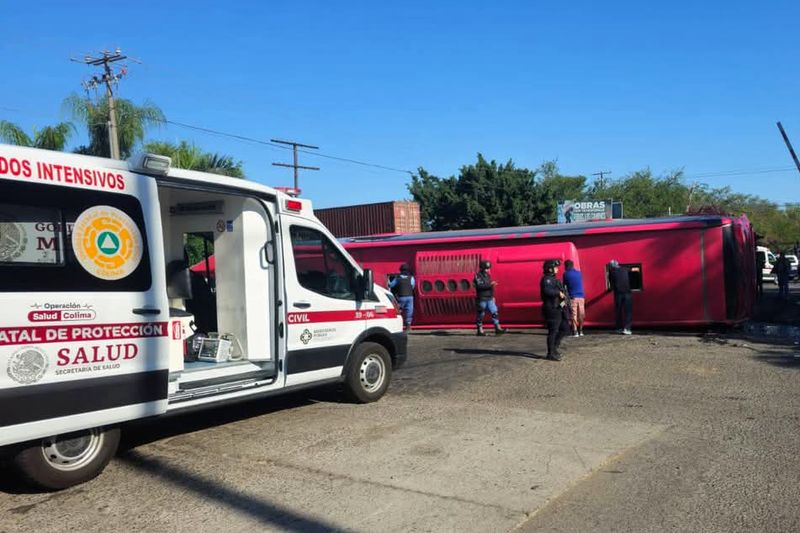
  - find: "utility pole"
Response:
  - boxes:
[777,122,800,176]
[271,139,320,191]
[73,49,128,159]
[592,170,612,189]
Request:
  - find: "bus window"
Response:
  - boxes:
[605,262,644,291]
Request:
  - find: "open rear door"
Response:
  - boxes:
[0,166,170,446]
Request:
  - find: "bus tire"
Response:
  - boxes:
[343,342,392,403]
[12,426,120,491]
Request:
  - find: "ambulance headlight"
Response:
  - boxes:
[130,153,172,175]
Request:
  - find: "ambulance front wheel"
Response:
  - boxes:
[344,342,392,403]
[13,426,120,490]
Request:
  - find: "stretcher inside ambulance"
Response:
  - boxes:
[0,145,406,490]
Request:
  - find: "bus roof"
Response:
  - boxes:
[341,214,740,248]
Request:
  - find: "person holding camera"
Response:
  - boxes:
[540,259,571,361]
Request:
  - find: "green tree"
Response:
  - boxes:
[64,94,165,158]
[538,161,588,221]
[144,140,245,178]
[409,154,551,230]
[588,169,690,217]
[0,120,75,151]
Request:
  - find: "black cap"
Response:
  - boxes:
[480,259,491,270]
[399,263,409,273]
[543,259,560,273]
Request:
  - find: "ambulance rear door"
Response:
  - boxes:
[0,149,170,446]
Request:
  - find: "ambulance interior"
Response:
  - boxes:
[157,185,277,397]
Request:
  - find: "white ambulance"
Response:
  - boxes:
[0,144,406,490]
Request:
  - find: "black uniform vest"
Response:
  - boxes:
[393,275,414,296]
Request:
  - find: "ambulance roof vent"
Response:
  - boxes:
[130,152,172,176]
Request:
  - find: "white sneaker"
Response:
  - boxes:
[573,333,580,338]
[579,331,585,337]
[623,329,632,335]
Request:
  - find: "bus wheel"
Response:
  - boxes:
[13,426,120,490]
[344,342,392,403]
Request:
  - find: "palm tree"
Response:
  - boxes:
[144,140,245,178]
[64,94,165,159]
[0,120,75,151]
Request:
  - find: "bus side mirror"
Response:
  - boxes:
[360,268,374,300]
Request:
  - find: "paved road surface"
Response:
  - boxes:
[2,326,798,532]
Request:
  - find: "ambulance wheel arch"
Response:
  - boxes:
[12,426,120,490]
[342,341,392,403]
[345,327,405,369]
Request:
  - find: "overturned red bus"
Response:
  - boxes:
[341,215,756,329]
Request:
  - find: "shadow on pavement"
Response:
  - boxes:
[450,347,544,359]
[0,387,345,495]
[750,350,800,370]
[753,284,800,326]
[119,450,344,532]
[120,386,343,452]
[399,347,547,371]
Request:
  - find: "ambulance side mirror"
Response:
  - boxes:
[360,268,374,300]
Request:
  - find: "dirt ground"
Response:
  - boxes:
[2,289,799,532]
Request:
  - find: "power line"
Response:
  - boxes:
[688,166,795,179]
[161,118,414,175]
[2,102,797,181]
[0,104,414,176]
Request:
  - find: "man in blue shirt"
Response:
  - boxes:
[563,260,586,337]
[388,264,415,331]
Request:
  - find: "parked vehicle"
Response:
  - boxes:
[785,254,798,280]
[757,246,776,282]
[0,144,405,490]
[342,215,757,328]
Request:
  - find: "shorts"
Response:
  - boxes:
[570,297,585,323]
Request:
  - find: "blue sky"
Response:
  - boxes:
[1,1,798,208]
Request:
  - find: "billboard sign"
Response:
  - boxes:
[556,200,613,224]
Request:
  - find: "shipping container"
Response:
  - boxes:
[315,201,421,238]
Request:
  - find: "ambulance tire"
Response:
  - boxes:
[343,342,392,403]
[12,426,120,491]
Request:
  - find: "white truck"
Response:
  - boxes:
[0,144,406,489]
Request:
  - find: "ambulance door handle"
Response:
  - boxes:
[293,301,311,309]
[133,307,162,316]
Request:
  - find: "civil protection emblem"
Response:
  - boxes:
[7,347,49,385]
[72,205,143,280]
[300,329,313,345]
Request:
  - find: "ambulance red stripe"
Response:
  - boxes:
[287,308,398,324]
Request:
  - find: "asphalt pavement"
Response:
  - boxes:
[1,297,799,532]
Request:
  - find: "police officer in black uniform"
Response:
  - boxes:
[540,259,570,360]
